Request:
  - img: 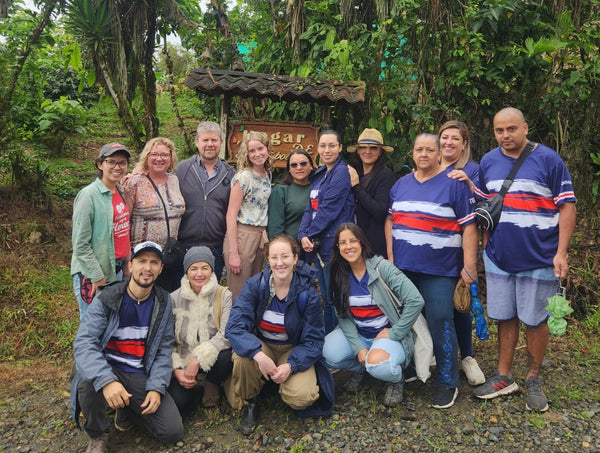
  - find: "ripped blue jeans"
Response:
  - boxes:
[323,327,406,383]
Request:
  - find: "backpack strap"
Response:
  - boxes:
[297,290,308,316]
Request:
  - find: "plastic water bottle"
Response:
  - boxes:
[470,282,489,340]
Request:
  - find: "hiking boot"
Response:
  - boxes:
[240,398,258,436]
[432,387,458,409]
[525,375,549,412]
[114,408,134,432]
[383,381,404,407]
[86,434,109,453]
[344,370,366,393]
[461,356,485,386]
[202,381,220,407]
[473,371,519,399]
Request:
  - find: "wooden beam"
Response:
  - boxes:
[220,94,231,158]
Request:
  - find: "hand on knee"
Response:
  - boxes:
[366,349,390,365]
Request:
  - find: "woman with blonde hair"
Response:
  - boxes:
[123,137,185,291]
[224,131,274,299]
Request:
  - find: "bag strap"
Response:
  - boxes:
[212,285,226,330]
[297,290,308,316]
[375,263,403,318]
[260,272,308,316]
[497,141,535,197]
[146,175,171,237]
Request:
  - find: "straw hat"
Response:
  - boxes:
[347,128,394,153]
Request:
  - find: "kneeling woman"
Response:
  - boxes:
[323,223,424,406]
[225,235,334,435]
[168,247,233,412]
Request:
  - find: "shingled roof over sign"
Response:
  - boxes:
[183,68,365,106]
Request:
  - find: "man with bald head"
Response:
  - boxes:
[473,107,576,412]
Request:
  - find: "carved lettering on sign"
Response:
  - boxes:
[228,122,319,168]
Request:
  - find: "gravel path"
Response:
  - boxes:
[1,335,599,453]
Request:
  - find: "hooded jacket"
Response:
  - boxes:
[70,279,174,427]
[225,261,334,417]
[298,157,355,263]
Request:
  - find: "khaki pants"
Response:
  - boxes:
[224,223,267,299]
[225,341,319,411]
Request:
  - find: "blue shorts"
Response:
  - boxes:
[483,250,558,327]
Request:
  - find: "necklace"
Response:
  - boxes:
[127,285,151,305]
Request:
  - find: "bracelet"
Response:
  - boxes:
[462,268,476,282]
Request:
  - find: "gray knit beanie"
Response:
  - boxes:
[183,246,215,273]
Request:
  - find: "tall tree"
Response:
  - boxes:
[64,0,196,150]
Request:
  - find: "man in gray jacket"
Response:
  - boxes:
[176,121,236,280]
[71,241,183,453]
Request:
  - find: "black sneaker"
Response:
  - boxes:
[240,398,258,436]
[344,370,366,392]
[432,387,458,409]
[473,371,519,399]
[114,408,134,432]
[525,376,549,412]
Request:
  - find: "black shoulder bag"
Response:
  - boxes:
[146,176,185,267]
[475,141,534,231]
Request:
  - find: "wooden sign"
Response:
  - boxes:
[227,121,319,168]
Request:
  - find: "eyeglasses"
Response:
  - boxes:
[290,161,309,168]
[104,159,129,169]
[149,152,171,159]
[338,238,360,247]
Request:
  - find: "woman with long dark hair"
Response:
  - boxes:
[322,223,424,407]
[347,129,396,256]
[267,149,314,258]
[71,143,131,319]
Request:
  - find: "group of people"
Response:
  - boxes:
[70,107,576,452]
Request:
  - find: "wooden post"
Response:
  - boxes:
[220,94,231,158]
[321,105,331,129]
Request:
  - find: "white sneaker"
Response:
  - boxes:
[461,356,485,385]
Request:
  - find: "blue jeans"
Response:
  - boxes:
[404,271,459,389]
[323,328,406,383]
[315,256,337,334]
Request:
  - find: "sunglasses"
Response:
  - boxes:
[290,161,310,168]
